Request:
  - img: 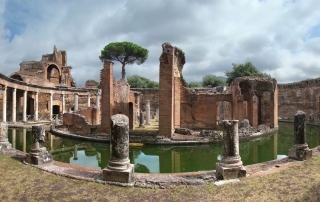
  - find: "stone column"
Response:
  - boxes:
[288,111,312,160]
[135,104,139,124]
[2,86,6,122]
[156,108,159,122]
[26,124,53,165]
[145,100,151,125]
[87,92,91,107]
[49,92,53,120]
[23,90,27,122]
[216,120,246,180]
[139,110,145,128]
[34,91,38,122]
[0,122,11,149]
[74,93,78,112]
[12,88,16,122]
[61,94,65,113]
[73,145,78,160]
[103,114,134,183]
[96,89,101,108]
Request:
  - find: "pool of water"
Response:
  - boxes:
[7,122,320,173]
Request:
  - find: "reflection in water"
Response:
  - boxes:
[7,122,320,174]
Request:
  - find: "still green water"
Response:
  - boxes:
[7,122,320,173]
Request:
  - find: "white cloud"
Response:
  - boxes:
[0,0,320,87]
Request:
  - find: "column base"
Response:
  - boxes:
[216,163,246,180]
[0,142,12,150]
[288,144,312,161]
[103,164,134,183]
[26,148,53,165]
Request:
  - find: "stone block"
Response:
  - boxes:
[216,163,246,180]
[0,142,12,150]
[26,148,53,165]
[288,147,312,161]
[103,164,134,183]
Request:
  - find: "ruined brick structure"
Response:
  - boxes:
[158,43,185,137]
[278,78,320,120]
[11,46,75,87]
[99,61,136,134]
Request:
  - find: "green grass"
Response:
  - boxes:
[0,153,320,201]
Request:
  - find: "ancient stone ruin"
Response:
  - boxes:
[288,111,312,160]
[0,122,12,149]
[216,120,246,180]
[103,114,134,183]
[26,124,53,165]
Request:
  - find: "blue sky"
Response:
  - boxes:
[0,0,320,87]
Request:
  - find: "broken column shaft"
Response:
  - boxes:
[146,100,151,125]
[26,124,53,165]
[0,122,12,150]
[103,114,134,183]
[216,120,246,180]
[288,110,312,160]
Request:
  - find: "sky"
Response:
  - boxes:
[0,0,320,87]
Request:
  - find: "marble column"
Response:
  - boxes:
[26,124,53,165]
[12,88,16,122]
[23,90,27,122]
[103,114,134,183]
[49,92,53,120]
[2,86,6,122]
[139,110,145,128]
[87,92,91,107]
[216,120,246,180]
[135,105,139,124]
[74,93,78,112]
[0,122,11,149]
[288,110,312,160]
[34,91,38,122]
[145,100,151,125]
[96,89,101,108]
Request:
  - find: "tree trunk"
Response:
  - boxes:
[121,63,126,80]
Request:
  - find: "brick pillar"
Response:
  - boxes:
[100,61,114,134]
[159,45,175,137]
[174,75,181,128]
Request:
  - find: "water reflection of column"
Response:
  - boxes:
[274,133,278,159]
[22,129,26,153]
[171,151,181,173]
[12,129,16,149]
[73,145,78,160]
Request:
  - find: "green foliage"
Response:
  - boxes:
[202,74,226,87]
[99,42,149,80]
[225,61,270,86]
[127,75,159,88]
[188,82,202,88]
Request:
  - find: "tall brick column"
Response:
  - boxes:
[100,61,114,134]
[159,43,185,138]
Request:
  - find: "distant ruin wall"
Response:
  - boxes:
[278,79,320,120]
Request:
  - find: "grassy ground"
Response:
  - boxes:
[0,154,320,202]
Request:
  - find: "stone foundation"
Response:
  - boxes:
[288,144,312,161]
[103,164,134,183]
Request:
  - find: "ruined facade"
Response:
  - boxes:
[11,46,75,87]
[278,78,320,120]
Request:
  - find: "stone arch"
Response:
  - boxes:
[9,73,24,82]
[47,64,61,85]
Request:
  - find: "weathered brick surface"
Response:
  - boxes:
[278,78,320,120]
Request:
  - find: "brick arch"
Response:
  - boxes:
[47,64,61,85]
